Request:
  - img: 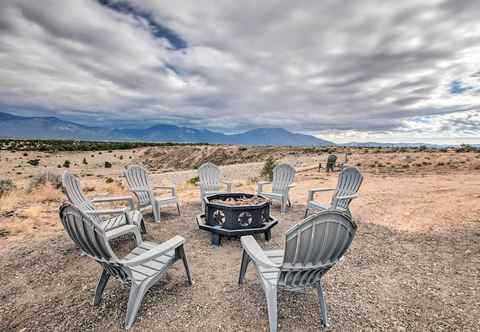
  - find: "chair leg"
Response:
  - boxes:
[176,202,181,216]
[140,218,147,234]
[93,269,110,305]
[316,281,329,327]
[152,202,161,223]
[281,198,286,215]
[304,208,309,218]
[238,249,250,284]
[265,285,278,332]
[176,245,192,285]
[287,197,292,207]
[125,282,148,329]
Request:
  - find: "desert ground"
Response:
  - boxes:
[0,144,479,331]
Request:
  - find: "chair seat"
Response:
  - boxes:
[125,241,175,282]
[256,249,284,286]
[258,192,284,200]
[101,210,143,231]
[307,201,331,210]
[153,195,178,205]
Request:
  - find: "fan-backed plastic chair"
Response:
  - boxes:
[305,166,363,218]
[124,165,180,223]
[62,171,146,238]
[198,162,232,210]
[256,163,295,214]
[59,203,192,329]
[238,210,357,331]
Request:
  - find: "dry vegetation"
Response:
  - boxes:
[0,143,479,331]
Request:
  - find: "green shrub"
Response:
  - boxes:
[27,159,40,166]
[261,156,277,181]
[187,176,200,185]
[105,177,114,184]
[63,160,71,168]
[82,157,88,165]
[104,161,112,168]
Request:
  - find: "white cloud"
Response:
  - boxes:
[0,0,479,143]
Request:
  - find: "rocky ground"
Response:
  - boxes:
[0,156,479,331]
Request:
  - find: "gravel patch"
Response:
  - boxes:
[1,200,479,331]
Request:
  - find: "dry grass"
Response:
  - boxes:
[0,189,22,214]
[31,183,63,203]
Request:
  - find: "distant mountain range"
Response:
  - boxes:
[0,112,333,146]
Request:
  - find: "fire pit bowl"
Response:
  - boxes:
[196,193,278,246]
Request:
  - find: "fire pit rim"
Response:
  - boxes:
[203,192,271,209]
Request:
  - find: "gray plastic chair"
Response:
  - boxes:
[123,165,180,223]
[305,166,363,218]
[59,203,192,329]
[62,171,146,237]
[256,163,296,214]
[198,162,232,210]
[238,210,357,331]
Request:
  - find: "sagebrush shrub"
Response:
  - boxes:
[0,179,16,197]
[261,157,277,181]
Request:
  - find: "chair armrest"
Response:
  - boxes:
[86,208,128,216]
[153,185,176,196]
[221,180,232,192]
[257,181,271,185]
[256,181,271,194]
[288,183,296,189]
[307,188,336,202]
[91,195,134,209]
[336,193,359,200]
[241,235,280,269]
[122,236,185,267]
[105,224,142,246]
[308,188,336,193]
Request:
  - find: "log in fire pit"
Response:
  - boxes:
[196,193,278,246]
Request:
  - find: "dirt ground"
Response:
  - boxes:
[0,148,480,331]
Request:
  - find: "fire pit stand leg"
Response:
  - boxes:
[264,229,271,241]
[211,233,221,246]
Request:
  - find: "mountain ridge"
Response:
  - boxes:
[0,112,333,146]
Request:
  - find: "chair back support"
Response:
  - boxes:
[59,203,129,280]
[198,162,221,192]
[280,211,356,288]
[124,165,153,206]
[62,171,102,223]
[272,163,295,194]
[331,167,363,211]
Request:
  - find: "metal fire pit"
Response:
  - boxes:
[196,193,278,246]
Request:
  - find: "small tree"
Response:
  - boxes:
[27,159,40,166]
[82,157,88,165]
[261,156,277,181]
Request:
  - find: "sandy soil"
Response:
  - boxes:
[1,150,480,331]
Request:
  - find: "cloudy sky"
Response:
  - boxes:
[0,0,479,144]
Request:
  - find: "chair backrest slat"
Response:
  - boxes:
[198,162,221,192]
[280,211,356,288]
[59,203,114,261]
[272,164,295,193]
[331,167,363,211]
[62,171,102,223]
[124,165,153,205]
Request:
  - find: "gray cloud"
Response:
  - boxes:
[0,0,479,142]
